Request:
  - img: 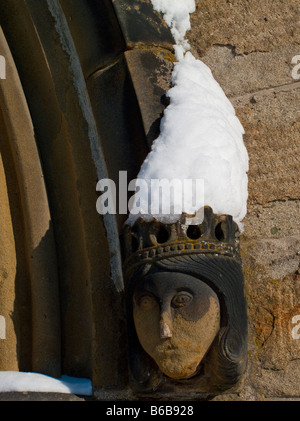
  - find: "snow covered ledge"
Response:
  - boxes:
[127,0,248,230]
[0,372,92,396]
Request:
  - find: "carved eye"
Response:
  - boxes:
[137,294,158,310]
[171,292,193,308]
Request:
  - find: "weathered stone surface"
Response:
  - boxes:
[237,90,300,206]
[125,48,174,147]
[0,132,18,372]
[188,0,300,401]
[0,0,127,387]
[59,0,126,77]
[0,25,61,376]
[241,237,300,364]
[112,0,174,50]
[254,360,300,397]
[190,0,300,55]
[194,44,300,98]
[243,201,300,240]
[189,3,300,214]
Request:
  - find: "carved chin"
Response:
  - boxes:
[150,336,208,379]
[155,353,201,380]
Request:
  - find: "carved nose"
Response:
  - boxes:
[160,311,173,338]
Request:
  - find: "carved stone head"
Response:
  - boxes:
[123,207,248,393]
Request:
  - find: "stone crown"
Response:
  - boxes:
[122,207,241,276]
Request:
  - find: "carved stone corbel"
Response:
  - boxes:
[123,206,248,394]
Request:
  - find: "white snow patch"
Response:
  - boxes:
[127,1,249,231]
[0,372,93,396]
[151,0,195,60]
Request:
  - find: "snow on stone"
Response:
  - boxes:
[128,1,249,231]
[0,372,93,395]
[151,0,196,60]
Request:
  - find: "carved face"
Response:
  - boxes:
[133,272,220,380]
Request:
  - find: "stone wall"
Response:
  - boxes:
[189,0,300,400]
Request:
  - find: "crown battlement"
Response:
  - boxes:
[123,207,241,274]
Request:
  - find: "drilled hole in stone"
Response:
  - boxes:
[156,225,169,244]
[215,222,226,241]
[187,225,202,240]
